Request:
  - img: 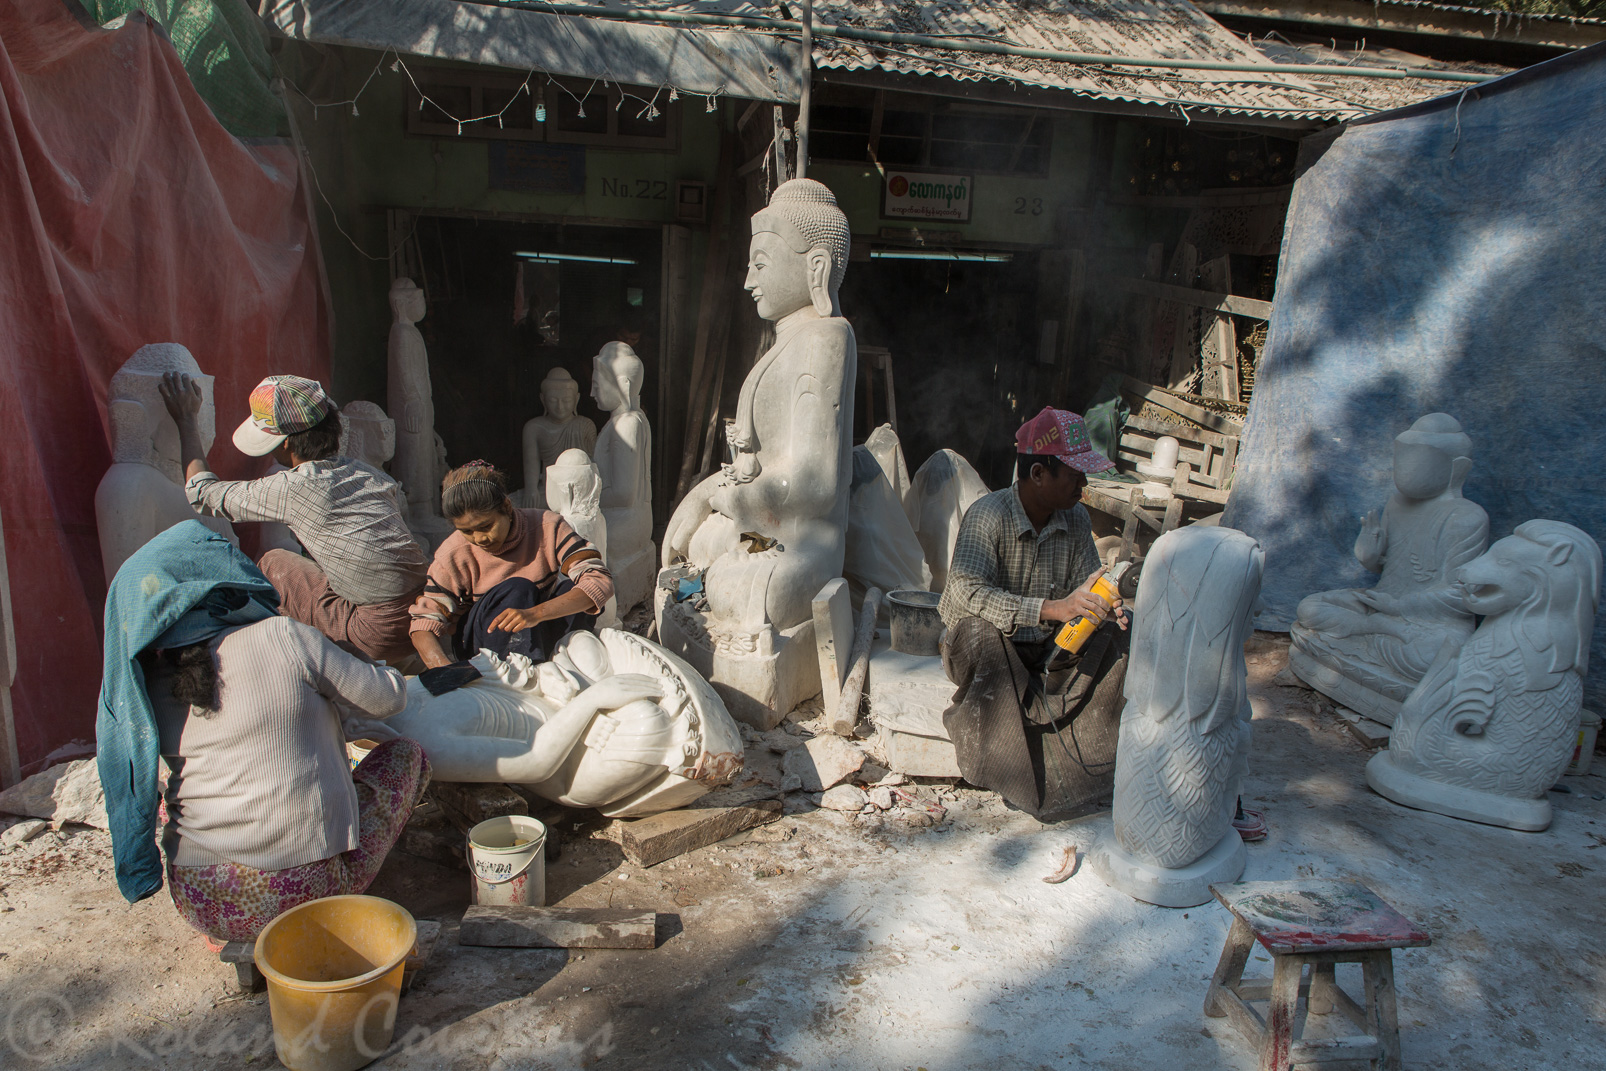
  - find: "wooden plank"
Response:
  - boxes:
[608,800,782,867]
[1108,185,1293,209]
[1118,374,1245,436]
[458,906,657,950]
[1198,256,1240,403]
[1217,987,1268,1051]
[1081,487,1164,534]
[0,505,17,787]
[1364,951,1404,1071]
[833,587,882,736]
[688,784,785,810]
[1290,1036,1383,1064]
[1051,249,1087,401]
[1123,412,1233,450]
[1205,917,1255,1018]
[675,131,739,501]
[1259,955,1302,1071]
[433,782,530,827]
[1114,275,1273,321]
[1213,880,1432,954]
[1164,242,1199,389]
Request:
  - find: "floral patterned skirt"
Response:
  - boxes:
[166,738,430,943]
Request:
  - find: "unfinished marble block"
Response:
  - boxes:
[387,277,443,526]
[547,448,617,628]
[1367,520,1601,831]
[780,733,864,792]
[811,578,853,714]
[95,344,236,581]
[659,179,853,724]
[0,758,108,828]
[1290,414,1489,725]
[905,449,989,592]
[1092,526,1264,908]
[383,629,742,818]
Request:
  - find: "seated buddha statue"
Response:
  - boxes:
[1289,413,1489,725]
[657,179,856,728]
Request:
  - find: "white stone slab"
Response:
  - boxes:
[867,637,960,776]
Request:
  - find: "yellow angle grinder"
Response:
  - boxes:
[1044,559,1142,671]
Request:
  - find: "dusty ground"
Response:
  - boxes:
[3,634,1604,1070]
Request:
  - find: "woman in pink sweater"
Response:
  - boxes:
[409,462,615,669]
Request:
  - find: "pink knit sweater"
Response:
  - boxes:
[408,509,614,636]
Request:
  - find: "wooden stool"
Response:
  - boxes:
[1205,880,1430,1071]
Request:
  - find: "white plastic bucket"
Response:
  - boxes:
[1569,710,1601,777]
[466,816,547,907]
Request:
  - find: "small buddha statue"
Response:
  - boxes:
[658,179,856,727]
[386,277,439,523]
[546,447,618,628]
[591,343,654,616]
[94,345,235,581]
[1289,413,1489,725]
[521,368,598,509]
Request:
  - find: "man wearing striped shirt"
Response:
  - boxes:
[937,407,1130,817]
[161,372,428,665]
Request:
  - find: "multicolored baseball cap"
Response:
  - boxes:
[1015,406,1115,474]
[232,375,336,456]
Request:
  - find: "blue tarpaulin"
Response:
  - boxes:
[1222,44,1606,710]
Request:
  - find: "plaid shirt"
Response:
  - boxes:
[186,460,427,605]
[937,484,1102,644]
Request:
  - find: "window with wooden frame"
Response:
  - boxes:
[406,70,679,151]
[809,87,1050,175]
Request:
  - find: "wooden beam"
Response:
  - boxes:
[1124,412,1232,450]
[458,907,657,950]
[0,506,18,787]
[1114,276,1274,321]
[603,800,782,867]
[1107,185,1292,210]
[1196,0,1605,51]
[1118,374,1246,436]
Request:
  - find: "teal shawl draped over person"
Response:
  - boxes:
[97,521,279,902]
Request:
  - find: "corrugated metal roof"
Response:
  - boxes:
[1250,36,1511,113]
[655,0,1378,121]
[1337,0,1603,28]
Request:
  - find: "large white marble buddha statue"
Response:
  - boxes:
[591,342,653,615]
[372,628,743,817]
[658,179,856,727]
[94,344,235,581]
[1289,413,1489,724]
[522,367,598,508]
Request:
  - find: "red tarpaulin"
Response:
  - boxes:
[0,0,329,770]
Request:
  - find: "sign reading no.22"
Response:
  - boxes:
[600,177,669,200]
[883,170,972,222]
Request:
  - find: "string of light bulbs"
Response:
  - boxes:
[283,46,725,139]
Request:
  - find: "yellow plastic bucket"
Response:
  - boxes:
[253,895,417,1071]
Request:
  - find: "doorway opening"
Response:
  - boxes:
[404,216,662,495]
[841,251,1044,487]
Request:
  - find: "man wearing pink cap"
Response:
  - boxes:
[160,372,427,665]
[936,406,1130,818]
